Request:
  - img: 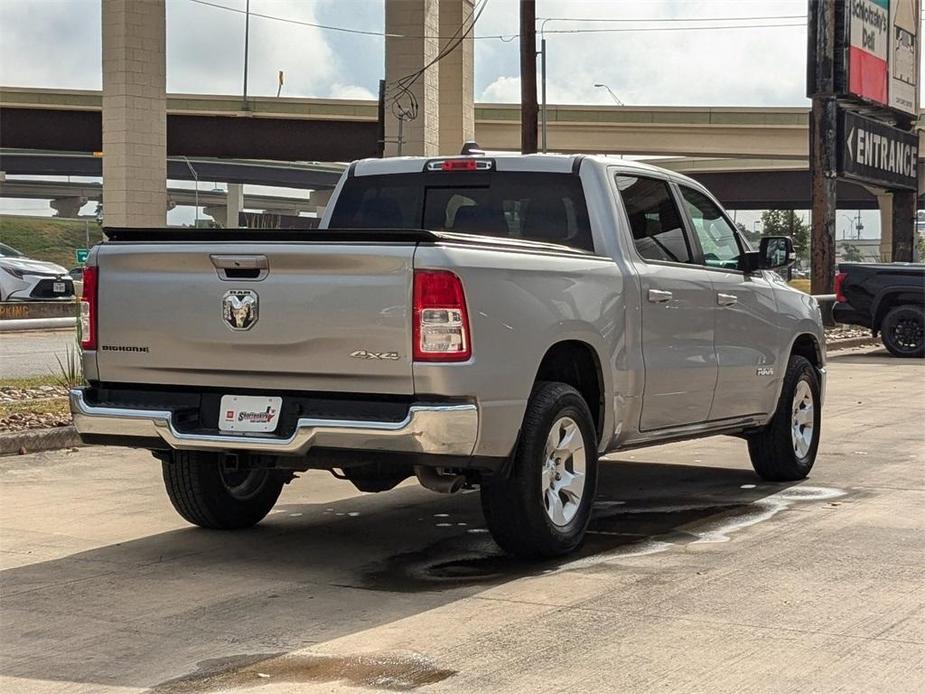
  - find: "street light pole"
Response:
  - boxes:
[593,83,624,105]
[242,0,251,110]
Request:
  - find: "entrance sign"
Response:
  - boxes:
[838,109,918,189]
[75,248,89,264]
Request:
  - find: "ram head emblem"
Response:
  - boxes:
[222,290,259,331]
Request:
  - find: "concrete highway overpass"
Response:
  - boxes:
[1,87,922,210]
[1,86,897,160]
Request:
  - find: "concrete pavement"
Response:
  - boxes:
[0,346,922,693]
[0,328,77,379]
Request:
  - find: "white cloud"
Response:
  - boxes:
[328,83,376,100]
[481,75,521,103]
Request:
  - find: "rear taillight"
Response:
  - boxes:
[834,271,847,304]
[80,266,98,350]
[413,270,471,362]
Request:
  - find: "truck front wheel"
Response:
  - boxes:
[747,355,821,482]
[162,451,284,529]
[481,382,598,558]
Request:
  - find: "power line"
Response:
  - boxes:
[540,22,806,35]
[185,0,806,41]
[186,0,398,37]
[537,14,807,23]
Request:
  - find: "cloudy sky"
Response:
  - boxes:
[0,0,894,235]
[0,0,815,106]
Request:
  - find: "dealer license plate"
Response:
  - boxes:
[218,395,282,433]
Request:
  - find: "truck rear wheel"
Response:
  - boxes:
[880,304,924,358]
[162,451,284,529]
[747,355,820,482]
[480,382,598,558]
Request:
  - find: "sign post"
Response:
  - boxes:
[808,0,838,294]
[808,0,920,282]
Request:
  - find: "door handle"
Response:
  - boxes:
[717,292,738,307]
[648,289,673,304]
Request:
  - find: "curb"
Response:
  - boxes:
[0,426,81,456]
[826,336,882,352]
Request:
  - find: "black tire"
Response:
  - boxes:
[748,355,821,482]
[481,382,598,559]
[162,451,284,529]
[880,304,925,358]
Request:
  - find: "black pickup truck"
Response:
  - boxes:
[833,263,925,358]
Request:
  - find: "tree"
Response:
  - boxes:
[841,243,863,262]
[736,221,759,244]
[759,210,810,263]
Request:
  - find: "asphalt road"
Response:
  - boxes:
[1,346,922,693]
[0,329,77,379]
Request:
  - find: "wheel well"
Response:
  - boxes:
[791,334,822,369]
[535,341,604,442]
[873,292,924,331]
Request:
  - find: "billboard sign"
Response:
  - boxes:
[847,0,891,105]
[842,0,919,115]
[889,0,919,113]
[838,109,919,189]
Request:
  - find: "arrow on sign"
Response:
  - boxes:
[847,126,855,161]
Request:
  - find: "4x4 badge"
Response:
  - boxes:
[223,289,258,331]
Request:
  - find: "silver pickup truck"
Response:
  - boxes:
[71,154,825,558]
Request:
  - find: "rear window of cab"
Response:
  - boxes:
[329,172,594,252]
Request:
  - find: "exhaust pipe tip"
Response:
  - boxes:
[414,466,465,494]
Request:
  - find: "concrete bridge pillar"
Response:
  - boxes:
[384,0,441,157]
[309,189,332,218]
[438,1,475,154]
[101,0,167,227]
[227,183,244,228]
[384,1,475,157]
[877,192,893,262]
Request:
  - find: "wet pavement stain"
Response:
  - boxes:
[149,652,457,693]
[356,486,847,591]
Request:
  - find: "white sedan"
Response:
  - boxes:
[0,243,75,301]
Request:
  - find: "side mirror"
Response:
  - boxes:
[743,236,795,272]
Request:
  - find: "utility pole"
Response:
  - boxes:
[807,0,837,295]
[519,0,537,154]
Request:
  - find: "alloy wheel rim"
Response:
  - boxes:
[891,317,923,351]
[790,380,815,459]
[541,416,587,527]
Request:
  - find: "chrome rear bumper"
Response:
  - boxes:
[70,388,478,456]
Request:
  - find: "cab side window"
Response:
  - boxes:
[679,186,742,270]
[615,175,692,264]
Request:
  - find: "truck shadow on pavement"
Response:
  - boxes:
[1,460,837,691]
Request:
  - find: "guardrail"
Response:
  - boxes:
[0,317,76,332]
[0,301,77,321]
[0,302,78,332]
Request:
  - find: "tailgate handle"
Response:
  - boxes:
[210,255,268,281]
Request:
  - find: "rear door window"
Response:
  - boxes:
[615,175,692,264]
[329,171,594,252]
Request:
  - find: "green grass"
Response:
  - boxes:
[0,216,103,268]
[0,374,60,389]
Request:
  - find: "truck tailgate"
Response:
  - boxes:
[94,241,415,394]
